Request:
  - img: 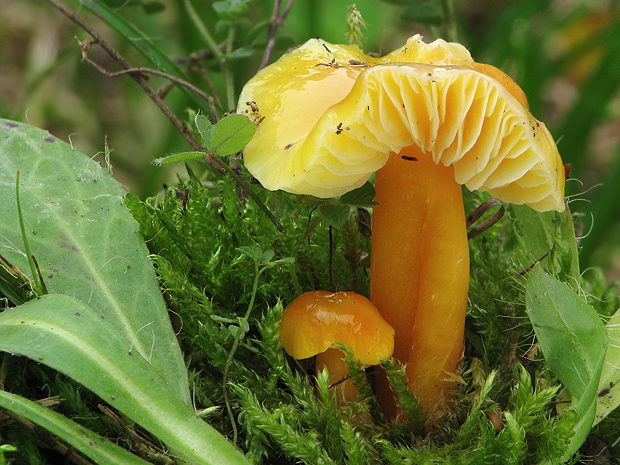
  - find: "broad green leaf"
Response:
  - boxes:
[0,294,250,465]
[260,249,275,263]
[318,204,351,228]
[212,114,256,156]
[0,119,189,406]
[594,306,620,425]
[513,205,579,285]
[237,245,265,261]
[153,151,204,166]
[196,114,216,148]
[339,182,377,207]
[0,390,151,465]
[526,266,607,462]
[236,246,279,265]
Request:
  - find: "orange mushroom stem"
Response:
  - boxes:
[238,35,565,424]
[280,291,395,406]
[370,148,469,421]
[316,347,360,404]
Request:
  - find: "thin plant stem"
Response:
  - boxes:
[31,255,49,294]
[222,259,263,444]
[441,0,458,42]
[76,45,217,116]
[302,212,323,242]
[195,61,223,119]
[15,172,43,296]
[180,0,224,61]
[46,0,202,153]
[259,0,296,70]
[465,198,505,239]
[181,0,235,111]
[288,263,301,296]
[219,161,286,234]
[224,20,237,112]
[48,0,286,235]
[0,353,9,391]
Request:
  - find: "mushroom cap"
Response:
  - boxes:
[238,35,565,212]
[280,291,395,366]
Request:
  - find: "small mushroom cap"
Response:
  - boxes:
[238,35,565,212]
[280,291,395,366]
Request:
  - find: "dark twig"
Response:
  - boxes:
[188,47,228,113]
[4,409,95,465]
[193,61,224,116]
[0,253,31,285]
[98,404,175,461]
[46,0,286,234]
[31,254,49,294]
[46,0,204,152]
[76,41,219,122]
[259,0,296,70]
[328,373,351,390]
[466,198,505,239]
[516,252,550,277]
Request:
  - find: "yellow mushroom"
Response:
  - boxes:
[238,35,565,422]
[280,291,395,406]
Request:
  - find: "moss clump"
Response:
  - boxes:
[120,167,588,463]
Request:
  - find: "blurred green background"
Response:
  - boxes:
[0,0,619,283]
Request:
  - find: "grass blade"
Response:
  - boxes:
[526,266,607,462]
[0,294,250,465]
[78,0,212,113]
[0,390,151,465]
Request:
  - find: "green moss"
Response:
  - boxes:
[120,170,589,463]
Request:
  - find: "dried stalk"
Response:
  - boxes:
[259,0,296,69]
[45,0,286,234]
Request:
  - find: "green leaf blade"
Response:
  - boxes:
[153,151,205,166]
[318,204,351,228]
[0,294,250,465]
[513,206,579,285]
[594,306,620,425]
[338,181,377,207]
[525,266,607,462]
[196,114,216,149]
[212,114,256,156]
[0,390,151,465]
[0,119,189,406]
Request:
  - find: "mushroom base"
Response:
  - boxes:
[316,347,362,406]
[370,147,470,423]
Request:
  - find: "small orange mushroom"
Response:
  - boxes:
[280,291,394,405]
[239,35,565,422]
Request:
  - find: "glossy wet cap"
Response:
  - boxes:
[280,291,395,366]
[238,35,565,212]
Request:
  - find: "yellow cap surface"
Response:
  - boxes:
[238,35,565,212]
[280,291,395,366]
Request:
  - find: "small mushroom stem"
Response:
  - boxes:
[316,347,360,405]
[370,145,470,422]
